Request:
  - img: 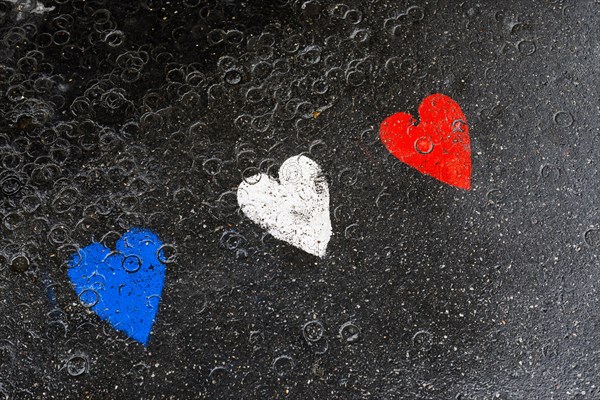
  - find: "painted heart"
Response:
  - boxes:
[68,228,166,346]
[237,155,332,257]
[379,94,472,190]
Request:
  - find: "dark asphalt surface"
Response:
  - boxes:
[0,0,599,399]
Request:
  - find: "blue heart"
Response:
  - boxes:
[68,228,166,346]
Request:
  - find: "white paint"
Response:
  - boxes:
[237,155,332,257]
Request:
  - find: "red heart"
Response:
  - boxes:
[379,94,472,190]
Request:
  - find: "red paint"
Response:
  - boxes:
[379,94,472,190]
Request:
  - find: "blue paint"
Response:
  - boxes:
[42,272,57,306]
[68,228,166,346]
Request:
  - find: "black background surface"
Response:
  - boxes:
[0,0,599,399]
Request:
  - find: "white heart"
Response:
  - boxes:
[237,155,332,257]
